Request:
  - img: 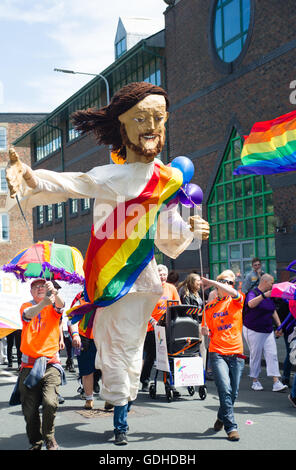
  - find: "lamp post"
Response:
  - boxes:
[54,67,112,163]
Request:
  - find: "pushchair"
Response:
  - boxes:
[148,302,207,402]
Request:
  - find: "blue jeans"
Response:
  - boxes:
[291,374,296,399]
[210,352,245,434]
[282,333,292,382]
[114,401,133,434]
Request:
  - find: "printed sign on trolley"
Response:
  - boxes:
[174,356,204,387]
[154,325,170,372]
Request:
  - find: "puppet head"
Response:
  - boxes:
[71,81,169,163]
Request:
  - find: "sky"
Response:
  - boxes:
[0,0,166,113]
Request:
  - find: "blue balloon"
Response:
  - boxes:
[170,156,194,184]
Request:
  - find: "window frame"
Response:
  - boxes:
[208,0,255,73]
[0,213,9,242]
[0,168,8,193]
[0,127,7,151]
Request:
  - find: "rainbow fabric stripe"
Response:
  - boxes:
[83,160,183,307]
[233,110,296,175]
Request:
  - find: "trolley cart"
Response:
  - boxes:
[149,303,207,402]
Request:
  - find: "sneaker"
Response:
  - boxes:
[272,380,288,392]
[251,380,264,391]
[114,432,128,446]
[288,394,296,408]
[28,443,42,450]
[84,399,94,409]
[104,401,114,411]
[227,430,240,441]
[45,438,59,450]
[214,418,224,432]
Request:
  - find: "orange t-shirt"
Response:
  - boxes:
[201,293,244,355]
[147,282,180,332]
[20,301,62,361]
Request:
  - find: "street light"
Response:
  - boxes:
[54,68,110,105]
[54,67,112,163]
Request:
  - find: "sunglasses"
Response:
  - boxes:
[219,279,234,286]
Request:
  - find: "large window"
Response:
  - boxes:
[115,37,127,59]
[36,206,44,225]
[0,214,9,241]
[67,83,102,142]
[112,56,162,94]
[0,127,7,151]
[214,0,251,63]
[208,130,276,280]
[34,126,62,161]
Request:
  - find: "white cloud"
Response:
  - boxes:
[1,0,166,112]
[0,0,64,24]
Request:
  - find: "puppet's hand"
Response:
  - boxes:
[189,214,210,240]
[6,148,37,198]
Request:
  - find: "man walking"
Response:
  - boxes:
[18,278,65,450]
[243,273,288,392]
[242,257,264,293]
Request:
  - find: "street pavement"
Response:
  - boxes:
[0,335,295,457]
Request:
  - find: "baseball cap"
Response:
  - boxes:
[30,278,46,288]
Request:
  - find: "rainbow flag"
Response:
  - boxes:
[83,160,183,307]
[233,110,296,175]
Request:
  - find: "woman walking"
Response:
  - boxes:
[200,270,245,442]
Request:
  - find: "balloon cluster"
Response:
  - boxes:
[170,156,203,207]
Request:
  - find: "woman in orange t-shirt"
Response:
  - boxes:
[200,270,245,442]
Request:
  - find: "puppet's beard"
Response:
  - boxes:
[120,124,165,159]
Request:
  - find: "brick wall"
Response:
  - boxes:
[0,120,41,265]
[165,0,296,274]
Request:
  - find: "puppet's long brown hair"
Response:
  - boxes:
[71,82,169,159]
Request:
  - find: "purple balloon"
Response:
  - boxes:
[179,183,203,207]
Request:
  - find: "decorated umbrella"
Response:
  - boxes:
[1,240,85,284]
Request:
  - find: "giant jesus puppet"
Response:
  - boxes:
[6,82,209,445]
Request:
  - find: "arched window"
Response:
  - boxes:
[213,0,251,63]
[207,130,276,282]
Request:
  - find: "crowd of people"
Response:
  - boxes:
[1,257,295,449]
[2,81,295,450]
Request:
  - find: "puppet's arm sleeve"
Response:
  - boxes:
[5,169,100,212]
[154,204,195,259]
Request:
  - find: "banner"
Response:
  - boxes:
[0,272,82,338]
[174,356,204,387]
[154,325,170,372]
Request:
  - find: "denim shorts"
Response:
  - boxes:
[77,339,97,376]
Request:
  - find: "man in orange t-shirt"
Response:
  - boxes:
[140,264,180,391]
[18,278,64,451]
[200,270,245,442]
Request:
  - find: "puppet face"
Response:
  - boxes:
[118,95,168,163]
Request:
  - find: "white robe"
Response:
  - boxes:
[9,158,198,406]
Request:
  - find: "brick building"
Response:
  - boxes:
[11,2,296,280]
[164,0,296,281]
[13,24,166,263]
[0,114,46,265]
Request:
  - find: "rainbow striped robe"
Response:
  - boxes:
[83,159,183,307]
